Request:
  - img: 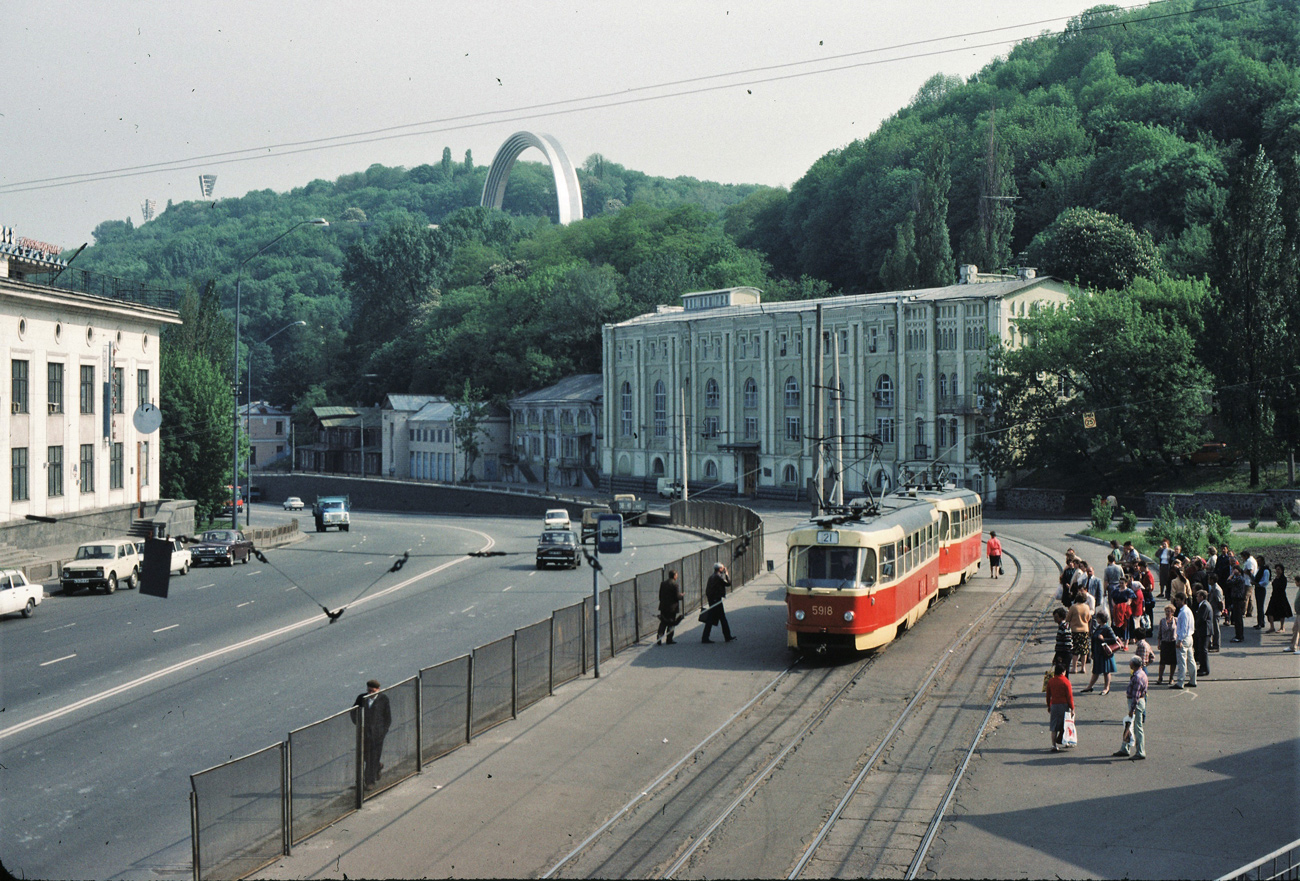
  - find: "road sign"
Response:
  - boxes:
[596,514,623,554]
[1083,412,1097,429]
[133,403,162,434]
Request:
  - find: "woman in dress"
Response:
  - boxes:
[1266,563,1292,632]
[1067,590,1092,674]
[1083,610,1119,695]
[1155,603,1178,685]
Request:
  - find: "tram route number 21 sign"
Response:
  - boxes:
[816,530,840,545]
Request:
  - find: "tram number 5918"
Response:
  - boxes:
[810,604,835,617]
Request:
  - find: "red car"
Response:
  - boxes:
[1185,443,1236,465]
[191,530,254,567]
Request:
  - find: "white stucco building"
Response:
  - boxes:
[2,227,181,522]
[600,270,1069,503]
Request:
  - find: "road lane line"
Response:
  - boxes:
[40,654,76,667]
[247,569,263,576]
[3,525,495,741]
[236,602,253,608]
[43,622,77,633]
[153,624,179,633]
[364,561,373,566]
[503,586,514,591]
[461,605,475,614]
[197,583,214,590]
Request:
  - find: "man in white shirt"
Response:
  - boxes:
[1241,552,1259,618]
[1171,593,1197,689]
[1157,539,1176,599]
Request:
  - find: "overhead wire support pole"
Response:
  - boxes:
[813,304,824,517]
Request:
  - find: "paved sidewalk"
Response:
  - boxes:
[251,531,1299,880]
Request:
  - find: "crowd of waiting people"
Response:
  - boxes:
[1046,538,1298,756]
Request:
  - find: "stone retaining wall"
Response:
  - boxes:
[1146,490,1300,519]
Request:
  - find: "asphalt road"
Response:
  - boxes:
[0,505,719,881]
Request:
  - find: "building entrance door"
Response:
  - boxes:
[741,452,758,496]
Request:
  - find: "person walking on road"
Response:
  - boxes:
[1083,610,1119,694]
[1266,564,1292,632]
[1067,591,1092,674]
[701,562,735,643]
[657,569,683,645]
[1155,603,1177,685]
[1227,566,1249,643]
[352,679,392,790]
[1287,574,1300,653]
[1114,656,1148,760]
[1045,659,1074,753]
[1171,594,1197,689]
[986,532,1003,579]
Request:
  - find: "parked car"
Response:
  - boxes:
[61,539,143,594]
[543,508,572,531]
[169,537,192,575]
[0,569,42,618]
[657,478,684,499]
[1185,442,1237,465]
[580,506,612,544]
[191,530,254,567]
[283,496,305,511]
[536,529,582,569]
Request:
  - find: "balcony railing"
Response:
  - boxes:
[28,267,179,310]
[872,392,895,409]
[936,394,987,414]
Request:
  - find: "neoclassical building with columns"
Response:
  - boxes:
[600,268,1069,503]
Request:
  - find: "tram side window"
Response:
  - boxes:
[860,547,877,587]
[940,512,950,543]
[879,543,896,582]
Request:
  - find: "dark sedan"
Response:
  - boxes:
[191,530,254,567]
[536,529,582,570]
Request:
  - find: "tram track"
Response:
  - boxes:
[546,532,1065,879]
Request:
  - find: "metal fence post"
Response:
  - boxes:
[415,676,424,773]
[282,740,291,856]
[465,653,475,745]
[511,635,518,720]
[355,705,365,810]
[190,790,200,881]
[548,612,555,696]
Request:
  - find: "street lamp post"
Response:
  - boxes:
[245,320,307,526]
[232,219,328,528]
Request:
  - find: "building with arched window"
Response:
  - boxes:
[600,274,1067,501]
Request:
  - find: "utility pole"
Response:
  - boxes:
[813,305,824,516]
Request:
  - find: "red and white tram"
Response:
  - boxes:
[894,487,983,593]
[785,501,943,653]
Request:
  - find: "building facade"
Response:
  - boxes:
[244,401,293,471]
[601,272,1069,503]
[508,374,602,488]
[2,227,181,522]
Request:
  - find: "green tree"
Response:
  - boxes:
[452,379,492,481]
[915,138,956,287]
[1025,207,1163,289]
[977,278,1213,478]
[1209,145,1290,486]
[878,212,919,290]
[441,146,453,179]
[962,112,1018,272]
[159,347,236,525]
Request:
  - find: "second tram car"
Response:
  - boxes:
[896,487,983,593]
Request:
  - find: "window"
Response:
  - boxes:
[744,378,758,409]
[915,418,926,446]
[704,459,718,480]
[562,436,576,458]
[950,419,959,450]
[141,441,150,486]
[738,335,747,359]
[651,457,665,476]
[877,417,896,443]
[48,446,63,497]
[822,331,831,355]
[545,436,556,458]
[950,374,959,396]
[887,327,896,352]
[111,367,124,414]
[782,464,798,484]
[868,327,878,353]
[11,448,28,501]
[110,443,124,490]
[702,415,719,438]
[937,373,948,398]
[137,368,149,410]
[744,416,758,440]
[874,375,894,408]
[275,420,284,436]
[778,333,788,356]
[700,337,710,360]
[81,365,95,414]
[937,419,947,449]
[839,329,848,354]
[705,378,719,408]
[784,377,800,408]
[11,360,29,413]
[80,445,94,492]
[786,416,802,441]
[653,380,667,437]
[620,382,633,436]
[48,362,64,413]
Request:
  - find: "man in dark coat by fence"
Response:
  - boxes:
[701,562,736,644]
[658,569,683,645]
[352,679,392,790]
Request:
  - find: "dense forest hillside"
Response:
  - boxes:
[730,0,1299,291]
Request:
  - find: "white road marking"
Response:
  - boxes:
[461,605,475,614]
[503,585,514,591]
[197,583,214,590]
[153,624,179,633]
[2,524,496,741]
[236,602,253,608]
[285,586,298,591]
[40,654,76,667]
[364,561,373,566]
[43,622,77,633]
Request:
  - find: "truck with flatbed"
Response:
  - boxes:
[610,493,648,526]
[312,495,351,532]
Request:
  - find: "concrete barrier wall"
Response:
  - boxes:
[254,474,591,522]
[1146,490,1300,519]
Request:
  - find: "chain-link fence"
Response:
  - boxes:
[189,502,762,880]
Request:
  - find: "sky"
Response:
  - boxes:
[3,0,1103,249]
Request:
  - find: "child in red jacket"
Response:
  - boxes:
[1045,659,1075,752]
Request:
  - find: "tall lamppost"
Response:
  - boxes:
[232,219,328,528]
[245,320,307,525]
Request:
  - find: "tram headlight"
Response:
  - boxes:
[794,610,806,621]
[843,610,855,622]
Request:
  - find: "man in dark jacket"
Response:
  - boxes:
[352,679,392,790]
[1193,589,1213,676]
[701,562,735,643]
[657,569,683,645]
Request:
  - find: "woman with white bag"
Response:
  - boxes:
[1045,660,1076,752]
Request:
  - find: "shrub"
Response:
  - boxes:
[1204,509,1232,550]
[1119,508,1139,533]
[1277,506,1293,530]
[1145,500,1179,546]
[1249,506,1262,531]
[1090,496,1112,530]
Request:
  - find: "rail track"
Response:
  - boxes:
[544,533,1064,879]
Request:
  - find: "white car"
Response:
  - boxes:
[169,537,192,575]
[543,508,572,530]
[0,569,42,619]
[283,496,305,511]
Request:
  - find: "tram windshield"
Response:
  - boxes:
[789,546,876,589]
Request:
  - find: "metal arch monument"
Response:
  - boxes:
[480,131,584,225]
